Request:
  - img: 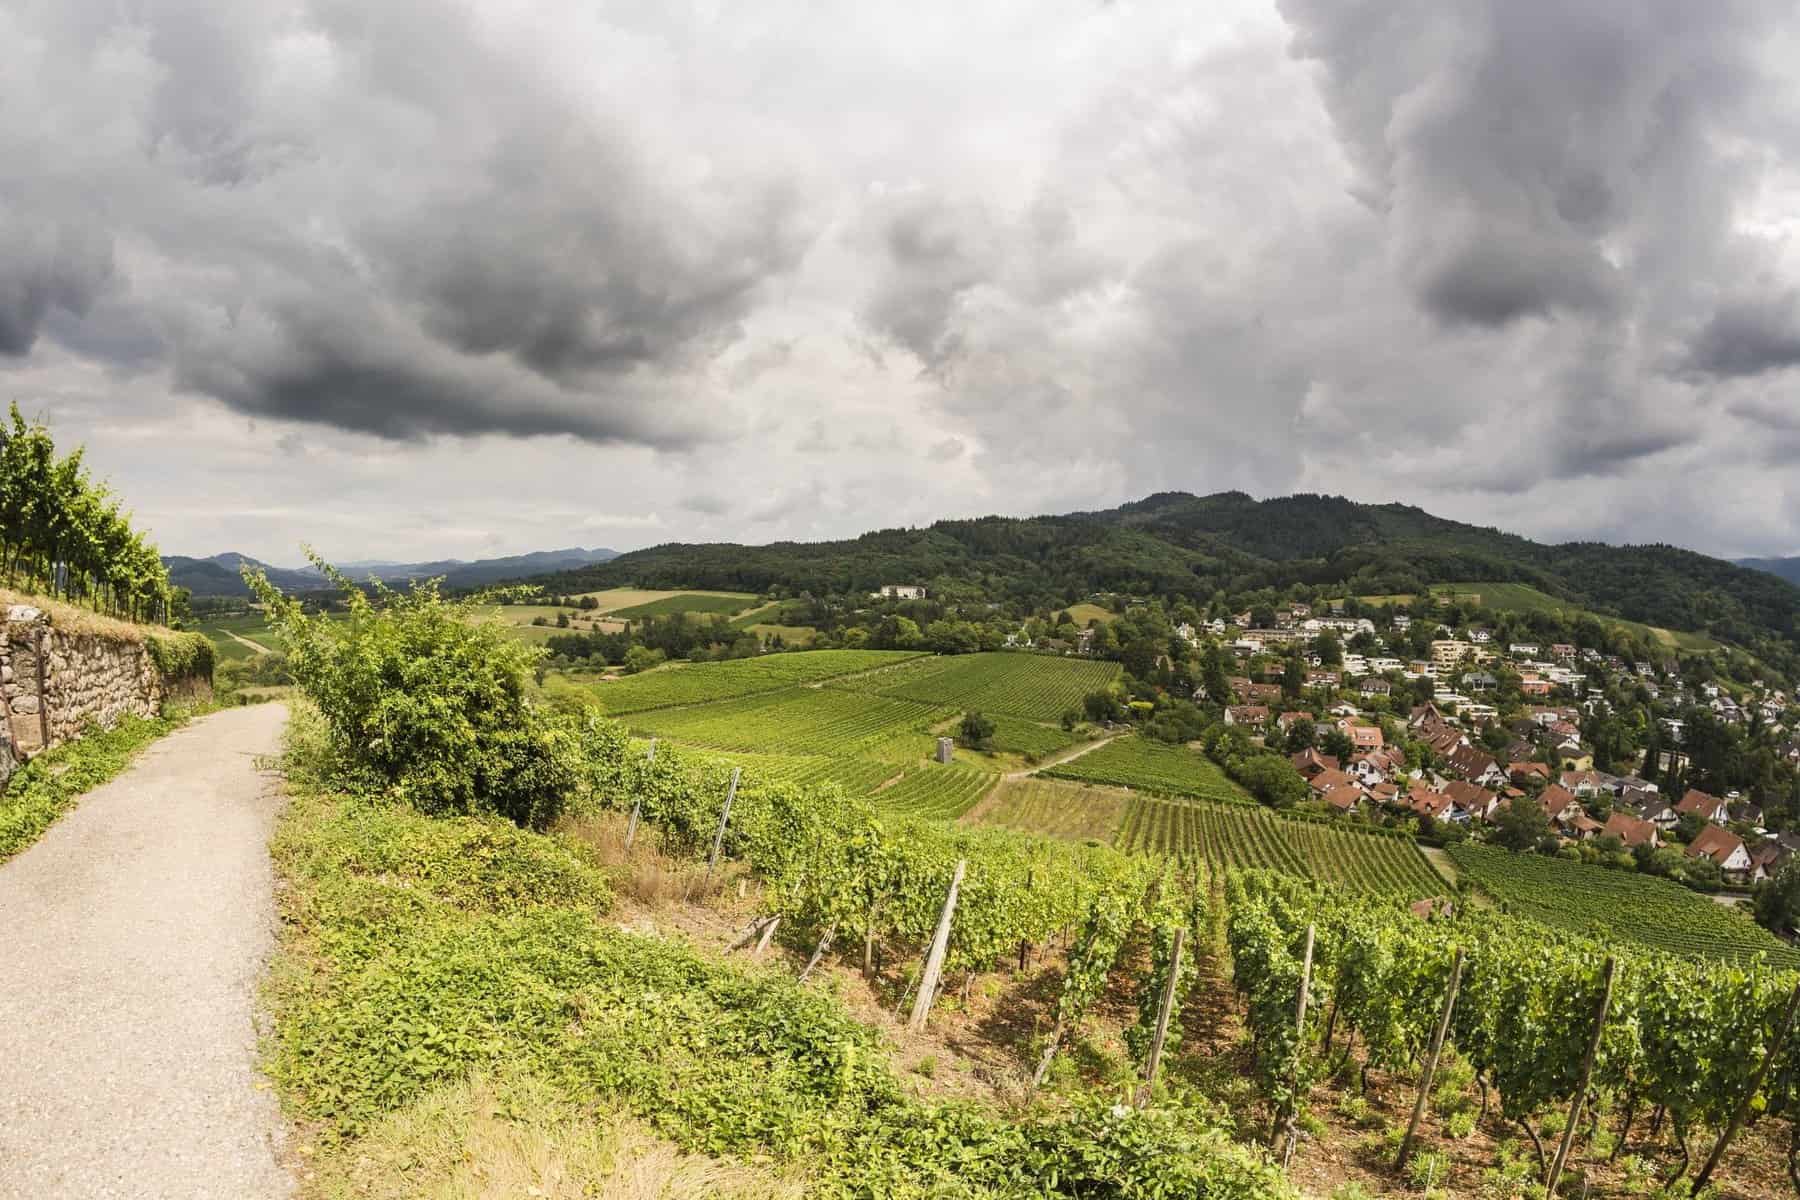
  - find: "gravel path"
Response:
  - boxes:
[0,703,294,1200]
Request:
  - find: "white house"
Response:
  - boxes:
[873,584,926,600]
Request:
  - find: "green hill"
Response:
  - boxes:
[519,492,1800,674]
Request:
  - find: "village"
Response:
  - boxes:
[1181,598,1798,893]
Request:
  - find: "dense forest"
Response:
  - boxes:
[526,492,1800,671]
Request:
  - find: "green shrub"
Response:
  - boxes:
[246,555,579,829]
[144,630,214,682]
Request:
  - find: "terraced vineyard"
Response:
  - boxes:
[1449,843,1800,966]
[986,714,1080,759]
[627,687,949,756]
[1118,795,1445,898]
[838,652,1119,721]
[972,778,1130,842]
[873,762,998,819]
[1043,736,1250,803]
[585,649,924,714]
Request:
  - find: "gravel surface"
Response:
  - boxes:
[0,703,294,1199]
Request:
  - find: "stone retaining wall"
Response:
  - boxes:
[1,603,167,774]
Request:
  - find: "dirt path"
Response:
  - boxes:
[0,704,294,1199]
[1005,731,1122,781]
[225,629,271,656]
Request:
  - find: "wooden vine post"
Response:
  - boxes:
[702,766,741,884]
[1275,923,1316,1164]
[907,859,966,1032]
[1694,979,1800,1190]
[623,738,655,849]
[1397,946,1465,1170]
[799,920,838,983]
[1545,957,1616,1199]
[1136,925,1186,1107]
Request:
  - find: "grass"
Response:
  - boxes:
[571,588,761,616]
[625,686,949,756]
[608,593,759,620]
[0,586,173,642]
[983,714,1079,759]
[580,649,925,715]
[835,652,1121,722]
[970,778,1130,842]
[1061,603,1116,625]
[0,709,194,861]
[1043,736,1252,803]
[305,1069,801,1199]
[1427,582,1720,651]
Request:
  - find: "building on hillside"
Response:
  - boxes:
[1431,640,1473,670]
[873,584,926,600]
[1677,788,1730,824]
[1686,824,1753,883]
[1602,812,1660,849]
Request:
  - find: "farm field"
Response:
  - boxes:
[626,686,949,757]
[873,762,998,819]
[570,587,760,616]
[583,649,924,714]
[984,713,1080,759]
[192,613,273,663]
[1118,795,1446,898]
[1043,735,1251,803]
[606,592,760,620]
[835,652,1120,722]
[1449,843,1800,966]
[1061,603,1115,625]
[971,778,1129,842]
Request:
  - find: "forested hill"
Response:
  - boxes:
[530,491,1800,664]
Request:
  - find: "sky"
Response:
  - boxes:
[6,0,1800,566]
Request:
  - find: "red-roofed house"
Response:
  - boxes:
[1443,780,1500,822]
[1308,768,1356,797]
[1538,784,1583,825]
[1290,749,1340,780]
[1677,789,1730,824]
[1602,812,1660,849]
[1323,784,1364,814]
[1225,704,1271,727]
[1686,824,1752,882]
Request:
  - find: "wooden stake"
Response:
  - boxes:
[727,915,773,952]
[1694,980,1800,1190]
[1275,923,1316,1162]
[1137,926,1186,1107]
[1397,946,1465,1170]
[1545,957,1616,1199]
[703,766,741,884]
[907,859,966,1032]
[799,920,838,983]
[624,739,655,850]
[753,915,781,958]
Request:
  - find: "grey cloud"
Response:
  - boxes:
[1686,296,1800,379]
[1281,0,1773,328]
[679,493,730,516]
[0,220,114,356]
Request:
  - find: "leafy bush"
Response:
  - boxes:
[246,555,580,829]
[144,630,214,682]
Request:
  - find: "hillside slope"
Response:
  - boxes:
[167,547,618,597]
[1740,556,1800,586]
[527,492,1800,668]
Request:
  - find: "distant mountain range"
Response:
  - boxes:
[529,491,1800,673]
[1738,557,1800,586]
[164,548,618,597]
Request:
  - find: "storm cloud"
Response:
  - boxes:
[7,0,1800,561]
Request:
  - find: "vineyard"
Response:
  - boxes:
[1449,842,1800,967]
[973,778,1131,842]
[985,713,1080,758]
[1045,735,1251,803]
[606,592,759,619]
[626,686,949,756]
[872,761,998,819]
[1118,795,1445,898]
[1227,868,1800,1195]
[0,405,175,622]
[837,652,1120,721]
[585,649,923,714]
